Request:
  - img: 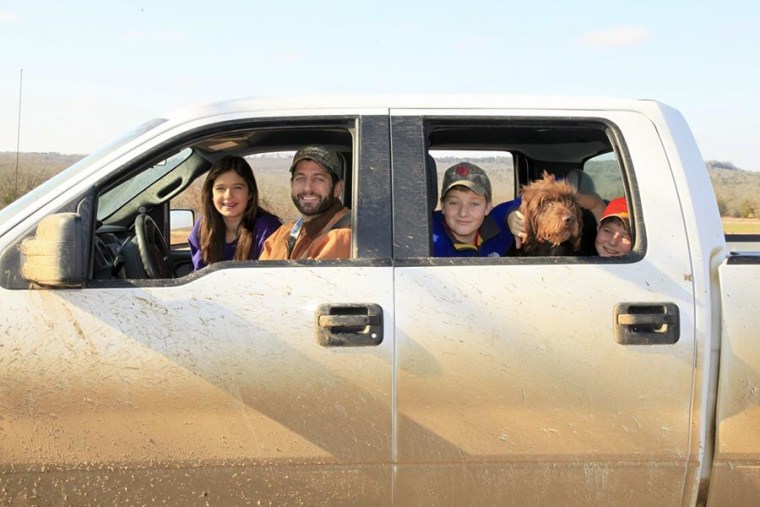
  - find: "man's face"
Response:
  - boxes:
[595,217,632,257]
[291,160,343,218]
[441,187,492,243]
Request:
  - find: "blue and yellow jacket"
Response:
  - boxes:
[432,200,518,257]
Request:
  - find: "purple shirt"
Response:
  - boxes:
[188,212,282,270]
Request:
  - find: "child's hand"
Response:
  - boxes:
[507,209,526,249]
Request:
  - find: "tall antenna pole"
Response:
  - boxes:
[14,68,23,198]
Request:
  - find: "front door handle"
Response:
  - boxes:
[315,303,383,347]
[614,302,679,345]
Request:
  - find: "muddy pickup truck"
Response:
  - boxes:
[1,96,758,506]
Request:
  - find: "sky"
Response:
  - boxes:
[1,1,759,170]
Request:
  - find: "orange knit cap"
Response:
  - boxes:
[600,197,629,223]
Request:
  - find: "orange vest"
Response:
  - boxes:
[259,207,351,260]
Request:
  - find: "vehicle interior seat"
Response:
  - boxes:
[117,237,147,279]
[565,168,597,194]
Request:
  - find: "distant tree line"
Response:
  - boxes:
[706,161,759,218]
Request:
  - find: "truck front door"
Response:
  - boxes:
[0,115,395,505]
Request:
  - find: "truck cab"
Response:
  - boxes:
[0,96,752,506]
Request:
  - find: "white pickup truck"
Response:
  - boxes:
[1,96,757,506]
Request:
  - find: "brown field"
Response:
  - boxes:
[170,227,193,247]
[722,218,760,234]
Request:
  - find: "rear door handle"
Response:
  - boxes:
[315,303,383,347]
[614,302,680,345]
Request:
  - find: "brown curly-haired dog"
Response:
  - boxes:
[518,172,583,256]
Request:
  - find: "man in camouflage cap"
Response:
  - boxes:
[260,145,351,260]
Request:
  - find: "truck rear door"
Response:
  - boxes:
[390,109,699,505]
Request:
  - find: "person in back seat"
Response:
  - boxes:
[594,197,632,256]
[259,145,351,260]
[433,162,515,257]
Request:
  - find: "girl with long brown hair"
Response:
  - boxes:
[188,156,281,270]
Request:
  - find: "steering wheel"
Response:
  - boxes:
[134,213,171,278]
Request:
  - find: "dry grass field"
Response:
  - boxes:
[722,218,760,234]
[170,227,193,246]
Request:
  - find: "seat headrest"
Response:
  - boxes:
[565,169,596,194]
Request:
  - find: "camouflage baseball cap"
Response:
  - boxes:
[441,162,492,200]
[289,145,345,180]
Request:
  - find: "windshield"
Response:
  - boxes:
[97,147,192,220]
[0,118,167,229]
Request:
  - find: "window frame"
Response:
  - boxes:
[391,114,641,264]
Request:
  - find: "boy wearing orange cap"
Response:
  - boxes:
[595,197,632,257]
